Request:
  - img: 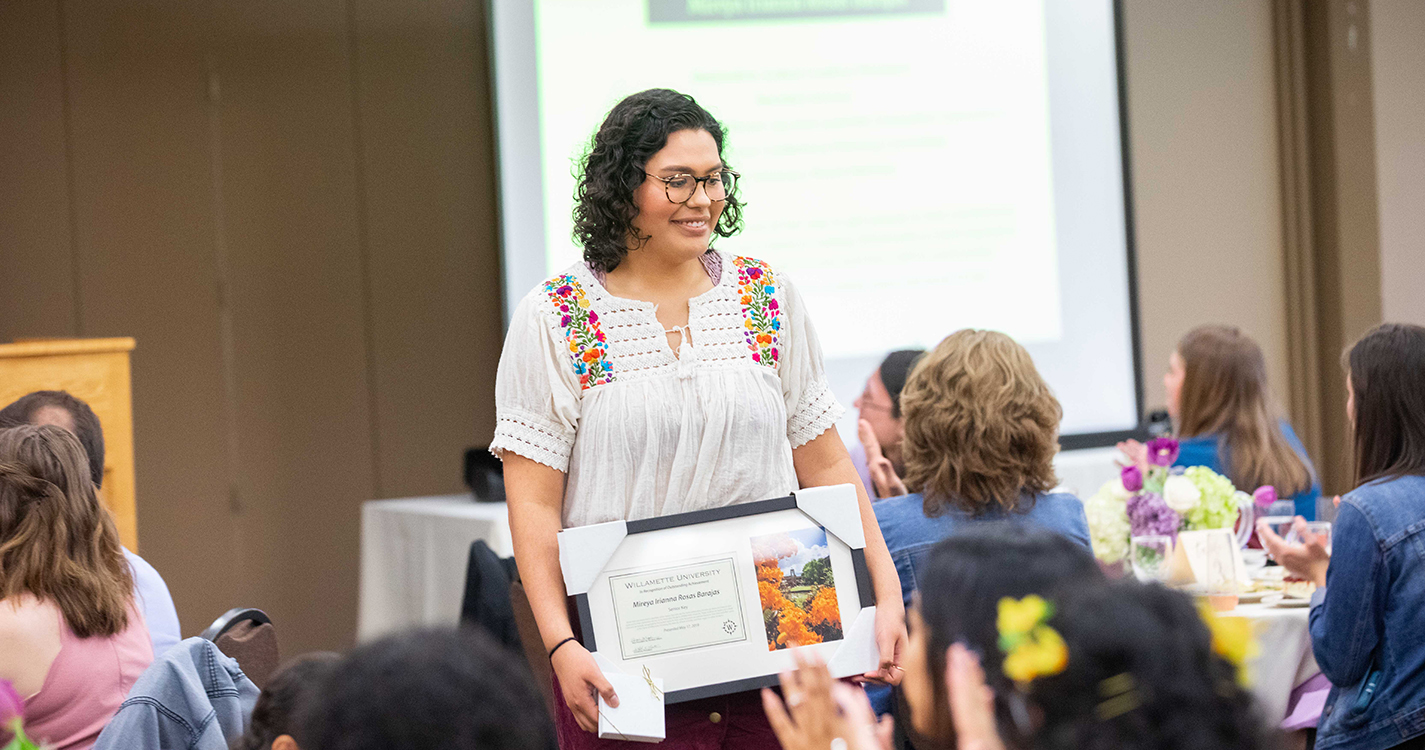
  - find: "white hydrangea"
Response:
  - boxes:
[1085,479,1131,564]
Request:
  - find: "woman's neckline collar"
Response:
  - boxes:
[577,250,733,309]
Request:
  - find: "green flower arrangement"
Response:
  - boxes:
[1181,465,1243,532]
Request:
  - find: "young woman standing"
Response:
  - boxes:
[491,89,906,749]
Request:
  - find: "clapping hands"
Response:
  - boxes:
[1257,516,1330,588]
[859,419,907,500]
[762,651,893,750]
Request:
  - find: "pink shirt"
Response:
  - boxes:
[22,605,153,750]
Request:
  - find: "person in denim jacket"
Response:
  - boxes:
[1260,323,1425,750]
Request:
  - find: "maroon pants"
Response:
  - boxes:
[552,675,781,750]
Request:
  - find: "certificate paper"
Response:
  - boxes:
[609,557,748,659]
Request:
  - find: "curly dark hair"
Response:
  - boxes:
[296,627,554,750]
[232,652,340,750]
[1027,581,1272,750]
[573,88,743,273]
[913,524,1105,748]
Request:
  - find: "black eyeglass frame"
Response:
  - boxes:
[643,170,739,205]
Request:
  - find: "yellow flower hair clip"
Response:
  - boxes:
[1197,604,1259,686]
[997,595,1069,686]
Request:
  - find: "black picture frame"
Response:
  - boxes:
[570,494,874,704]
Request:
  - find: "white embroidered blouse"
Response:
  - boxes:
[490,250,845,529]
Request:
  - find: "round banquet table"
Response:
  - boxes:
[1223,599,1322,730]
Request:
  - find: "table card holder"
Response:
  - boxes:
[1167,528,1250,587]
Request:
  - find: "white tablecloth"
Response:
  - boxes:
[357,495,513,642]
[1228,601,1320,727]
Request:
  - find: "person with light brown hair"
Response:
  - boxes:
[1121,324,1320,519]
[873,329,1090,610]
[0,424,153,750]
[864,330,1088,719]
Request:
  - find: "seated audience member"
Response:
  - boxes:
[764,525,1103,749]
[1121,325,1320,519]
[0,391,182,656]
[297,627,554,750]
[233,653,340,750]
[0,425,153,750]
[1008,582,1266,750]
[851,348,925,499]
[767,578,1267,750]
[875,329,1090,609]
[1260,323,1425,750]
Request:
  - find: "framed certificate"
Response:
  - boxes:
[558,484,879,703]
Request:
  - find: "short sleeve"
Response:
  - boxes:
[776,272,845,448]
[489,290,582,472]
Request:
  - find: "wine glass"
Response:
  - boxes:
[1131,535,1174,582]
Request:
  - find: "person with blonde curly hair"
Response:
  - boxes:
[874,329,1090,610]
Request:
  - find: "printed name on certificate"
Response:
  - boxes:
[608,557,748,659]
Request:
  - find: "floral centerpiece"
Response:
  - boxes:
[3,679,44,750]
[1085,437,1257,565]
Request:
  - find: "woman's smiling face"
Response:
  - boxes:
[630,128,725,263]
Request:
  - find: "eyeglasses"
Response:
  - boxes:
[644,171,738,204]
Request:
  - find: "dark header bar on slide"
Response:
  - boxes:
[648,0,944,24]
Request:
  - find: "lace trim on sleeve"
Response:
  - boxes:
[787,378,846,449]
[489,411,575,473]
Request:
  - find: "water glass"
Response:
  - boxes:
[1131,535,1174,582]
[1287,521,1332,551]
[1259,515,1297,540]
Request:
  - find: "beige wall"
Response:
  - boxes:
[0,0,500,655]
[2,0,1309,651]
[1372,0,1425,326]
[1121,0,1291,413]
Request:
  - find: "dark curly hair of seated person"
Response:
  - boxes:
[295,627,554,750]
[573,88,743,274]
[232,652,339,750]
[1024,581,1272,750]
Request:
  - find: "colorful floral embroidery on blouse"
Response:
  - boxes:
[544,274,613,389]
[734,256,781,367]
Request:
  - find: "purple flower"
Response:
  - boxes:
[747,267,763,279]
[1145,437,1180,467]
[560,304,569,312]
[1,678,22,725]
[1120,465,1144,493]
[1253,485,1278,509]
[560,315,572,327]
[1127,492,1181,539]
[556,285,573,297]
[587,311,598,324]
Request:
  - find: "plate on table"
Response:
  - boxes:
[1236,590,1270,604]
[1262,594,1311,608]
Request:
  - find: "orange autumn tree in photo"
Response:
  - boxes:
[751,528,844,651]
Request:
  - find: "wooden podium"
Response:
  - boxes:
[0,338,139,550]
